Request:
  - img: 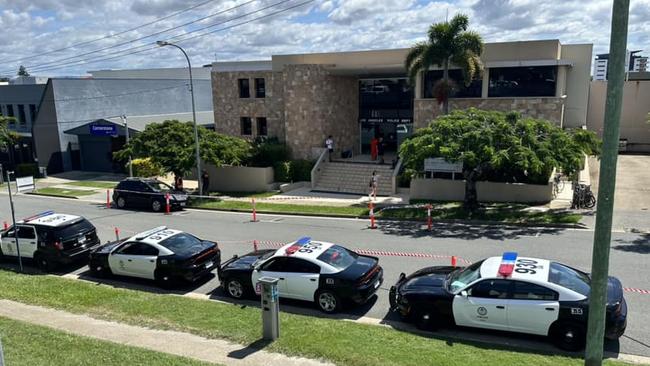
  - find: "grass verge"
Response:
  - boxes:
[0,269,624,366]
[0,316,214,366]
[379,201,582,225]
[32,187,98,198]
[63,181,118,189]
[190,198,369,217]
[209,191,280,198]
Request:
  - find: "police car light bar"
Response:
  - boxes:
[23,210,55,222]
[285,237,311,255]
[498,252,518,277]
[135,226,168,240]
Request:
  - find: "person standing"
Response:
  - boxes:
[370,136,379,161]
[369,170,378,200]
[201,170,210,195]
[325,135,334,162]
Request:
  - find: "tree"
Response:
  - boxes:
[17,65,29,77]
[0,116,18,148]
[405,14,483,115]
[115,120,251,182]
[399,109,601,211]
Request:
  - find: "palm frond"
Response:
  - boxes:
[448,13,469,35]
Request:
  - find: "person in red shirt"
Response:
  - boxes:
[370,137,379,161]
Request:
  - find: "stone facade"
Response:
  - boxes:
[212,70,285,140]
[413,97,566,129]
[283,65,359,159]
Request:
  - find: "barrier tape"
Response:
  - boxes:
[624,287,650,295]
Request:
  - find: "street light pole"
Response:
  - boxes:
[121,115,133,177]
[156,40,202,196]
[5,169,23,272]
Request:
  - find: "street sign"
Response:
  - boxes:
[424,158,463,173]
[16,176,35,192]
[90,124,117,136]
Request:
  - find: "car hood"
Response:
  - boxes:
[400,266,458,293]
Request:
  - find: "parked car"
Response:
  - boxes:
[0,211,100,271]
[389,252,627,351]
[112,178,188,212]
[88,226,220,288]
[218,237,383,313]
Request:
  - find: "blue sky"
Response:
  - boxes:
[0,0,648,77]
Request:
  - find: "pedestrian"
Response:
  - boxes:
[369,170,378,200]
[377,136,385,164]
[201,169,210,195]
[174,175,184,191]
[325,135,334,162]
[370,136,379,161]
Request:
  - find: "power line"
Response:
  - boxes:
[0,0,220,64]
[19,0,313,74]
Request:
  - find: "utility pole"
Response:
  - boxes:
[6,169,23,272]
[585,1,629,365]
[121,115,133,177]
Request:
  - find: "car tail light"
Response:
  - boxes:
[357,265,380,286]
[54,241,63,250]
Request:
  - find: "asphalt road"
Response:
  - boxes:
[1,193,649,359]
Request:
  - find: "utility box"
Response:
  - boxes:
[258,276,280,340]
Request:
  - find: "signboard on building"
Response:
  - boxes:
[424,158,463,173]
[359,118,413,124]
[16,176,35,192]
[90,124,117,136]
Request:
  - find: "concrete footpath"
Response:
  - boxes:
[0,299,332,366]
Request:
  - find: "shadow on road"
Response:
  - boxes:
[378,220,566,240]
[613,233,650,254]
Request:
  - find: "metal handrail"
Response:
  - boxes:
[310,148,329,189]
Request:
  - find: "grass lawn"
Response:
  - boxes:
[379,201,582,225]
[32,187,98,198]
[0,316,214,366]
[209,191,280,198]
[191,198,369,217]
[63,181,118,189]
[0,269,625,366]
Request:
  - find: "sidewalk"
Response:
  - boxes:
[0,299,332,366]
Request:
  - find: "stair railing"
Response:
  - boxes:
[311,148,329,189]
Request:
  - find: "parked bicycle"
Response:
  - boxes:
[552,173,565,198]
[571,183,596,209]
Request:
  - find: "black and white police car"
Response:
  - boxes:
[0,211,100,271]
[389,252,627,350]
[88,226,220,287]
[218,237,383,313]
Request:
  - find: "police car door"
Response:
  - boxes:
[253,257,290,297]
[16,226,38,259]
[282,258,320,301]
[0,226,17,257]
[453,279,511,332]
[507,281,559,335]
[109,242,158,279]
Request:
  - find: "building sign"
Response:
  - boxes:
[424,158,463,173]
[16,176,35,192]
[90,124,117,136]
[359,118,412,124]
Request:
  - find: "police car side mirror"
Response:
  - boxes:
[460,290,468,298]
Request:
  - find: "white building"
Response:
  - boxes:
[594,50,647,80]
[633,57,648,72]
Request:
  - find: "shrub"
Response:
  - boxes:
[15,163,38,177]
[128,158,164,178]
[290,159,314,182]
[249,138,290,167]
[273,161,292,182]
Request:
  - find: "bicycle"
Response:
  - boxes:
[552,173,565,198]
[571,183,596,209]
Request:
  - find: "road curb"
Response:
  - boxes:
[24,192,79,200]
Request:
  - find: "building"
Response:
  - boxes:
[212,39,592,160]
[633,57,648,72]
[593,50,647,80]
[88,66,212,80]
[32,77,213,173]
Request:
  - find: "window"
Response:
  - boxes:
[317,245,358,271]
[17,226,36,240]
[145,180,172,192]
[238,79,250,98]
[448,260,484,293]
[17,105,26,125]
[29,104,37,122]
[548,262,591,296]
[423,70,482,99]
[240,117,252,135]
[256,117,267,136]
[284,258,320,273]
[513,281,558,301]
[159,232,204,257]
[52,219,94,240]
[254,78,265,98]
[488,66,557,97]
[6,105,14,121]
[469,279,511,299]
[119,242,159,256]
[261,257,288,272]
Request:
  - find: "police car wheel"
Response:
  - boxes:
[116,196,126,209]
[413,310,435,330]
[155,271,175,289]
[34,253,55,272]
[316,290,340,313]
[552,322,585,351]
[89,263,109,278]
[226,279,245,299]
[151,200,163,212]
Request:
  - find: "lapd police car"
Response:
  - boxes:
[389,252,627,350]
[218,237,383,313]
[0,211,100,271]
[88,226,220,287]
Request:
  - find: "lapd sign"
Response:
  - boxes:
[424,158,463,173]
[16,176,35,192]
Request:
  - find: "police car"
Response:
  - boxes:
[0,211,100,271]
[88,226,220,287]
[389,252,627,350]
[218,237,383,313]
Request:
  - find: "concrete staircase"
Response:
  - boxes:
[312,162,395,196]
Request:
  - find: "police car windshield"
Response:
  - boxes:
[447,260,483,293]
[548,262,591,296]
[158,232,206,256]
[317,245,358,271]
[147,181,172,192]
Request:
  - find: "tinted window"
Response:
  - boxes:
[240,117,252,135]
[29,104,37,121]
[119,242,159,256]
[6,105,14,118]
[488,66,557,97]
[262,257,287,272]
[548,262,590,296]
[317,245,358,271]
[254,78,265,98]
[17,226,36,239]
[423,69,482,98]
[52,219,94,239]
[448,260,483,293]
[238,79,250,98]
[284,258,320,273]
[470,279,511,299]
[117,181,136,190]
[146,181,171,192]
[513,281,558,301]
[256,117,267,136]
[159,233,205,257]
[17,105,26,124]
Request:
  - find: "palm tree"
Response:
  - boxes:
[405,14,484,115]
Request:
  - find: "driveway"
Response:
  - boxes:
[589,154,650,232]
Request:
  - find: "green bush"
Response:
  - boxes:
[249,138,290,167]
[128,158,164,178]
[273,161,292,182]
[290,159,314,182]
[15,163,38,177]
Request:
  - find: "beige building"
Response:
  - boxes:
[212,39,593,160]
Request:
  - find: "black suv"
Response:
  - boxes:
[113,178,188,212]
[0,211,101,271]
